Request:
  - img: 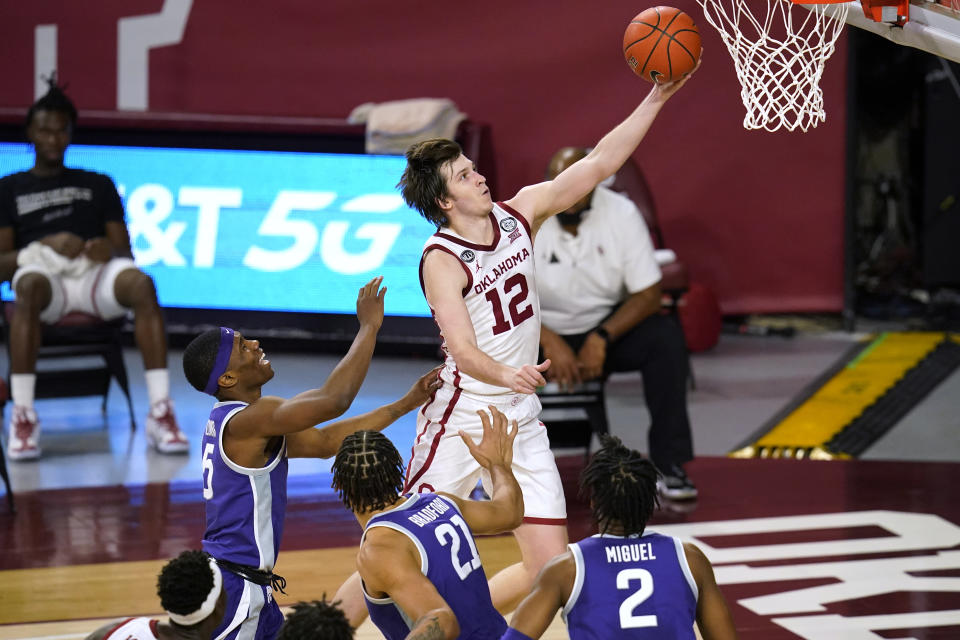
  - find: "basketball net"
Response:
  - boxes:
[694,0,850,132]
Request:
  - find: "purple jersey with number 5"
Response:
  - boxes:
[201,400,288,570]
[564,532,698,639]
[420,202,540,398]
[362,493,506,639]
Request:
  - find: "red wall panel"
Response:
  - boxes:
[0,0,847,313]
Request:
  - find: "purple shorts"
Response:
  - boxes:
[211,568,284,640]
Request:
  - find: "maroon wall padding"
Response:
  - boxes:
[0,0,847,313]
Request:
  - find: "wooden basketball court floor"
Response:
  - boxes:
[1,332,959,639]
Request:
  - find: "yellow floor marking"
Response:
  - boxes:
[750,332,946,451]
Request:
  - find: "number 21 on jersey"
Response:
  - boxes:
[435,514,482,580]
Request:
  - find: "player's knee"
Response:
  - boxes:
[13,273,52,312]
[120,269,159,307]
[519,535,566,569]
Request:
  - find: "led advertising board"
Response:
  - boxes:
[0,143,435,318]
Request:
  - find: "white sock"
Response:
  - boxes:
[11,373,36,410]
[145,369,170,407]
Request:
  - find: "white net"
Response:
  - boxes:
[695,0,850,131]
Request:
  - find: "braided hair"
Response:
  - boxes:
[580,435,660,536]
[397,138,463,228]
[331,430,404,513]
[278,596,354,640]
[27,73,77,128]
[156,550,214,620]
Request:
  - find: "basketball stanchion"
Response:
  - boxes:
[693,0,850,132]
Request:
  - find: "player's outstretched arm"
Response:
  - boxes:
[358,530,460,640]
[506,63,699,234]
[501,551,576,640]
[423,250,550,394]
[232,277,386,437]
[285,366,443,458]
[685,541,739,640]
[441,406,523,535]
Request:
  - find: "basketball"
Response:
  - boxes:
[623,6,702,84]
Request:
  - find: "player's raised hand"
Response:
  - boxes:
[460,406,518,470]
[509,360,551,394]
[653,56,702,100]
[356,276,386,330]
[400,365,444,411]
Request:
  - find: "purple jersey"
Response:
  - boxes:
[201,401,288,570]
[362,493,507,640]
[564,532,698,640]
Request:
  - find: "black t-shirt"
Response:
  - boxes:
[0,168,125,249]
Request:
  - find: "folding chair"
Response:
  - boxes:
[537,380,609,462]
[1,303,136,431]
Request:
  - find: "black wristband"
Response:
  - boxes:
[593,326,611,343]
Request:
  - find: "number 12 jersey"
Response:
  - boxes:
[420,203,540,398]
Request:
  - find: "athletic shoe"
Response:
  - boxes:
[146,398,189,454]
[657,464,698,501]
[7,405,40,460]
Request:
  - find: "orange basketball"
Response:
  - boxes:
[623,6,702,84]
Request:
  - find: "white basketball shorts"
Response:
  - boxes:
[403,385,567,524]
[12,257,137,324]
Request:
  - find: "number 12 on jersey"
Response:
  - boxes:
[484,273,534,335]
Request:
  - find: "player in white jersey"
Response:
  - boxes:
[84,550,227,640]
[391,68,699,614]
[404,203,549,508]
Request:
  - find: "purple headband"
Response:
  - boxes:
[203,327,236,396]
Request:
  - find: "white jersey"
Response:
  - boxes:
[101,618,158,640]
[420,202,541,398]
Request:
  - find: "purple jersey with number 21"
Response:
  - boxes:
[362,493,506,639]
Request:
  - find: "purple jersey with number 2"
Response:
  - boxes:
[564,532,698,639]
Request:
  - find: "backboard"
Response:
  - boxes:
[806,0,960,63]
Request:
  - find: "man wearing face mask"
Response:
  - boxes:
[535,146,697,501]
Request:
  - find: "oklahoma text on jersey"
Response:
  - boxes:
[472,247,531,295]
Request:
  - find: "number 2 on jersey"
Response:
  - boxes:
[484,273,534,335]
[434,514,482,580]
[617,568,658,629]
